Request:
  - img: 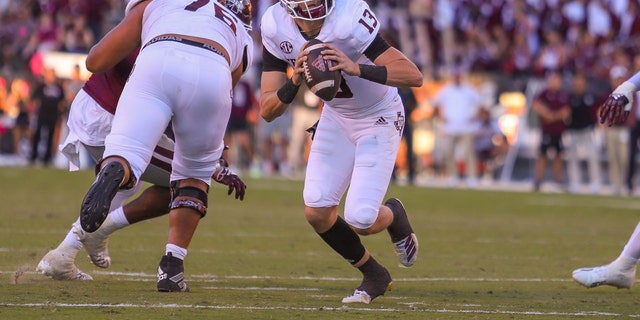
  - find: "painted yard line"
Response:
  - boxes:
[0,303,631,317]
[526,197,640,210]
[99,272,579,282]
[4,270,578,282]
[202,286,321,291]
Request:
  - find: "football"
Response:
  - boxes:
[302,39,341,101]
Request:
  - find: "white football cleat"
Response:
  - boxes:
[385,198,418,267]
[393,233,418,268]
[37,247,92,281]
[342,289,372,304]
[73,221,111,268]
[572,257,637,289]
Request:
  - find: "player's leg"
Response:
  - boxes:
[157,178,209,292]
[342,109,411,301]
[39,92,115,279]
[342,108,417,268]
[80,48,173,233]
[36,230,93,280]
[304,108,392,304]
[573,221,640,289]
[46,135,176,277]
[78,183,170,267]
[155,47,231,292]
[80,155,137,232]
[78,121,174,269]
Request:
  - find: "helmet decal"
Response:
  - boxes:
[279,0,335,21]
[219,0,253,30]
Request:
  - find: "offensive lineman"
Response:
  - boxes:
[78,0,253,292]
[260,0,423,304]
[37,46,246,281]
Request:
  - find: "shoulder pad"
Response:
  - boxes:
[260,5,278,40]
[125,0,147,16]
[328,0,378,49]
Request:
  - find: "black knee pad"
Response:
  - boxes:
[169,181,209,217]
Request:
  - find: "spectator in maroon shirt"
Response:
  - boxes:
[532,71,571,191]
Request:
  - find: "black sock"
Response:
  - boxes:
[386,201,413,243]
[357,256,381,275]
[318,216,366,265]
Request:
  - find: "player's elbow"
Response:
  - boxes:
[85,55,108,73]
[407,71,424,87]
[261,113,275,123]
[259,97,285,122]
[260,108,277,122]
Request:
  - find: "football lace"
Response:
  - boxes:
[302,61,313,83]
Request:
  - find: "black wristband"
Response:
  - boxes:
[276,78,300,104]
[359,64,387,84]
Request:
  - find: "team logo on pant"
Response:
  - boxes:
[394,112,405,135]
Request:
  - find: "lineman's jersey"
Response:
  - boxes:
[138,0,253,74]
[261,0,396,118]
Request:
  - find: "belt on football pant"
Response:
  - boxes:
[143,35,225,59]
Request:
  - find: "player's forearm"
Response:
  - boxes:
[260,92,289,122]
[626,71,640,90]
[382,60,423,88]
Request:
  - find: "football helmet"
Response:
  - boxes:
[219,0,252,31]
[279,0,335,21]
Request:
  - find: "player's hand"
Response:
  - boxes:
[321,44,358,75]
[291,42,310,86]
[600,81,636,126]
[212,159,246,200]
[599,94,630,126]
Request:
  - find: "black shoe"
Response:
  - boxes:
[157,253,190,292]
[385,198,418,267]
[80,162,125,232]
[342,263,393,304]
[533,180,541,192]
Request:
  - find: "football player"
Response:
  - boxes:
[37,0,251,284]
[572,70,640,289]
[68,0,251,292]
[259,0,423,304]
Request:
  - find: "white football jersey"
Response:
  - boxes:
[261,0,396,118]
[141,0,253,73]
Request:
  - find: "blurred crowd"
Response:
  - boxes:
[3,0,640,195]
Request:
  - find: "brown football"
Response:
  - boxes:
[302,39,341,101]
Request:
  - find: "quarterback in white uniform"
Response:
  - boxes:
[78,0,253,292]
[260,0,423,304]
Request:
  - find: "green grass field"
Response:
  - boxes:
[1,166,640,319]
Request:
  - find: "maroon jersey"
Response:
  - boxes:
[82,47,140,114]
[535,88,569,134]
